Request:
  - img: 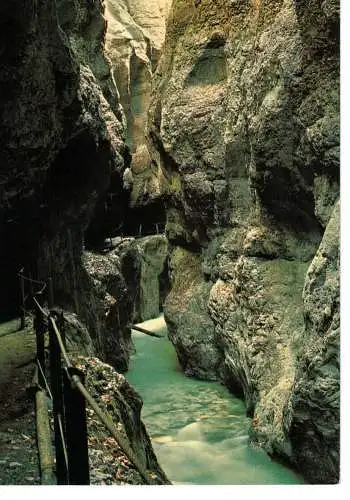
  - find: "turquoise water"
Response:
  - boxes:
[127,317,302,485]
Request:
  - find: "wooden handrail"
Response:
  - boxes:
[29,272,166,485]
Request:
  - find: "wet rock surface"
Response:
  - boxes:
[81,238,141,371]
[78,234,169,366]
[284,200,340,483]
[165,246,222,381]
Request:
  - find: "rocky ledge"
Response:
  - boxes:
[74,355,171,485]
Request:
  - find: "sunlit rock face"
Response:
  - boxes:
[56,0,123,115]
[148,0,339,483]
[105,0,172,206]
[134,234,169,322]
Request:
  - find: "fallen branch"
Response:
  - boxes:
[131,324,164,338]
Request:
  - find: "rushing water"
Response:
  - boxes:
[127,317,303,485]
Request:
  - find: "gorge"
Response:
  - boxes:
[0,0,340,486]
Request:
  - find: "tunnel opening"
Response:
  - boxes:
[84,169,128,249]
[85,196,167,252]
[122,199,166,237]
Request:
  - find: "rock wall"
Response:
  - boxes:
[0,0,135,370]
[0,2,175,479]
[47,232,168,369]
[148,0,340,483]
[75,355,171,484]
[134,234,168,322]
[284,200,340,483]
[90,234,168,327]
[105,0,172,206]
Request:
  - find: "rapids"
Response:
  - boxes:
[127,317,303,485]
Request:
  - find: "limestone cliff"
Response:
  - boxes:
[105,0,172,207]
[284,200,340,483]
[148,0,340,483]
[0,2,171,483]
[134,234,168,321]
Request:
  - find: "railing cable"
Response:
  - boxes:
[17,273,46,286]
[49,317,72,369]
[57,414,69,472]
[33,296,49,318]
[37,359,53,400]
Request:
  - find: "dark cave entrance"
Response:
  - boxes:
[121,199,166,237]
[85,196,166,250]
[42,130,111,211]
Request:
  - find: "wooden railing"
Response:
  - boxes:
[18,271,155,485]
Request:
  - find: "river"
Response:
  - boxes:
[127,316,303,485]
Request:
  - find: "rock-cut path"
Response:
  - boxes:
[0,318,40,485]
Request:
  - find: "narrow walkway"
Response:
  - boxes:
[0,319,40,485]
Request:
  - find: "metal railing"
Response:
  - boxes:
[18,270,154,485]
[17,268,46,330]
[134,222,166,238]
[105,222,166,247]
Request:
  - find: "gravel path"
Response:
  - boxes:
[0,318,40,485]
[0,317,169,486]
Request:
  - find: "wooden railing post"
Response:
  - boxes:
[63,368,90,485]
[48,318,68,485]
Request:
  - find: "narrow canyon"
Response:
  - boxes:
[0,0,339,486]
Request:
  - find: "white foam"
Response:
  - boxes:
[176,421,204,442]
